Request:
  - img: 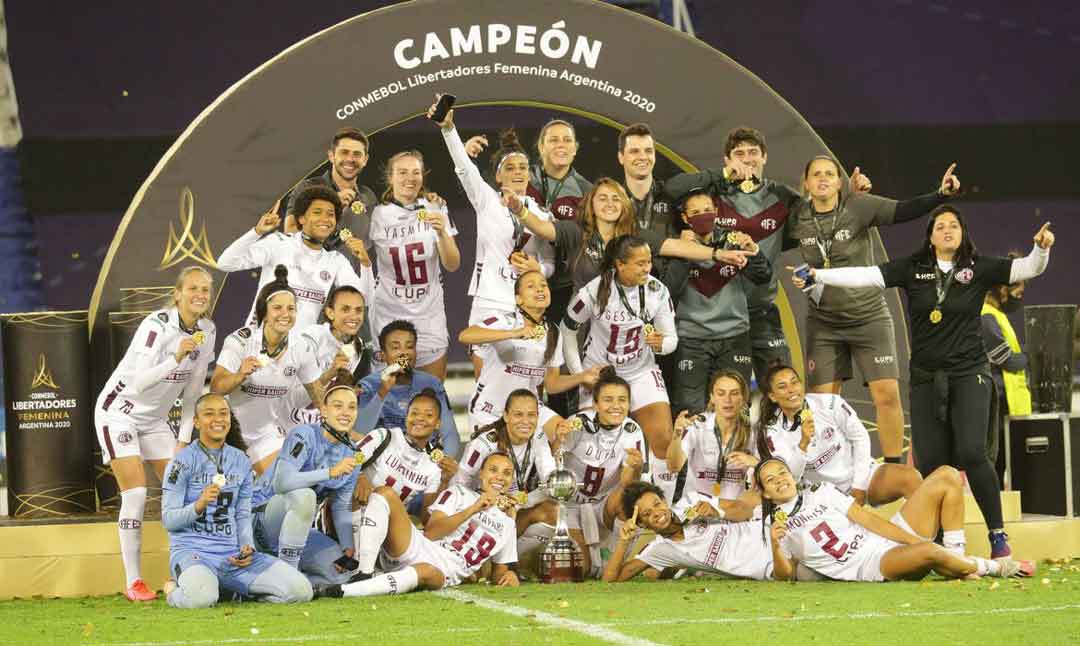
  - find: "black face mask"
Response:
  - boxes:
[1002,296,1023,314]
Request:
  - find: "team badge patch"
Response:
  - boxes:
[678,359,694,372]
[167,465,181,484]
[320,270,332,282]
[238,328,251,339]
[117,432,134,444]
[291,441,305,458]
[955,268,974,284]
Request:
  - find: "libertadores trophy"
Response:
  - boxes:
[538,449,585,583]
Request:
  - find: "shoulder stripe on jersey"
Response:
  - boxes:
[436,490,452,505]
[483,317,498,326]
[358,434,376,449]
[467,450,481,467]
[145,330,157,348]
[571,299,585,314]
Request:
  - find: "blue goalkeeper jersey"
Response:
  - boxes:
[161,441,254,558]
[355,370,459,457]
[252,424,359,549]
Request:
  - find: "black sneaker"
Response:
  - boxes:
[313,584,343,599]
[347,571,373,584]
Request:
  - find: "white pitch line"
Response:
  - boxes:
[435,588,666,646]
[93,602,1080,646]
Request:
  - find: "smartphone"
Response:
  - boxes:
[793,263,816,292]
[429,94,457,122]
[334,554,360,572]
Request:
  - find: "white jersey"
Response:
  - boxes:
[636,519,773,580]
[96,308,216,443]
[680,412,757,501]
[217,325,321,460]
[469,310,563,420]
[453,425,556,493]
[429,484,518,574]
[562,411,647,503]
[566,274,676,380]
[441,127,555,314]
[356,427,442,505]
[764,394,872,494]
[216,229,375,330]
[286,322,363,425]
[369,199,456,348]
[777,482,894,581]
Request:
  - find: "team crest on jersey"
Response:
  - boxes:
[117,431,134,444]
[167,465,180,484]
[955,268,974,284]
[291,441,304,458]
[157,312,169,323]
[678,359,694,372]
[320,270,332,282]
[237,328,251,339]
[624,420,641,434]
[647,278,661,292]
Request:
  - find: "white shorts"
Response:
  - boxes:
[94,409,175,465]
[578,367,669,411]
[468,399,559,435]
[649,454,679,503]
[853,531,902,582]
[853,460,884,493]
[378,523,470,588]
[242,424,288,464]
[467,300,514,358]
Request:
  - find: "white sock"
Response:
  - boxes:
[353,493,390,574]
[943,529,966,556]
[341,566,419,597]
[969,556,1001,577]
[118,487,147,587]
[278,492,315,570]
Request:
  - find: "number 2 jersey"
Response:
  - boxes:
[566,274,676,379]
[96,308,216,442]
[368,199,457,353]
[161,442,254,559]
[776,482,896,582]
[355,427,443,506]
[562,411,647,502]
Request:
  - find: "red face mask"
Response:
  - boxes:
[687,211,718,237]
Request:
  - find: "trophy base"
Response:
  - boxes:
[538,538,586,584]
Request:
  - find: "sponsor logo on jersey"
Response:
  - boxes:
[767,338,786,348]
[833,229,852,241]
[238,327,252,339]
[678,359,694,371]
[915,272,935,280]
[808,444,840,469]
[955,267,974,284]
[873,355,895,364]
[733,354,751,364]
[761,218,778,231]
[168,465,181,484]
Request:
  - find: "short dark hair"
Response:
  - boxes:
[621,481,665,519]
[293,185,343,225]
[724,126,767,157]
[408,387,443,417]
[331,127,370,154]
[618,122,653,153]
[378,319,418,350]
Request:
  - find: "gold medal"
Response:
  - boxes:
[397,357,410,371]
[725,231,739,246]
[929,308,943,324]
[339,228,354,241]
[712,482,723,496]
[416,209,429,222]
[529,325,546,341]
[257,354,272,368]
[212,473,227,488]
[740,179,756,193]
[722,167,734,181]
[774,510,789,523]
[823,258,831,269]
[354,452,365,465]
[192,331,205,345]
[430,448,444,463]
[643,323,656,336]
[515,491,529,506]
[684,507,698,521]
[340,344,356,360]
[350,200,365,215]
[799,408,813,425]
[569,416,584,431]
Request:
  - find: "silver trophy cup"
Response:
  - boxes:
[538,450,585,583]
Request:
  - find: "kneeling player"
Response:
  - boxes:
[757,457,1033,582]
[316,452,520,597]
[602,481,773,582]
[252,372,363,585]
[162,394,312,608]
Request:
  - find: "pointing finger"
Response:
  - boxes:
[945,162,957,178]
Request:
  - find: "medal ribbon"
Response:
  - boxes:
[615,282,652,327]
[711,418,741,486]
[196,440,224,475]
[262,332,289,359]
[933,264,957,313]
[810,209,840,268]
[633,189,655,231]
[507,439,533,492]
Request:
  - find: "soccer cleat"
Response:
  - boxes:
[125,579,157,602]
[988,531,1012,559]
[347,571,373,584]
[313,584,344,599]
[996,558,1035,578]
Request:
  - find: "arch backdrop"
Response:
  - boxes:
[89,0,911,444]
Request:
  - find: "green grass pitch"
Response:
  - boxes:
[2,561,1079,646]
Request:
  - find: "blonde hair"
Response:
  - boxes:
[572,178,635,276]
[380,150,426,203]
[172,266,214,316]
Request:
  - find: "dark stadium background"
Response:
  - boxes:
[7,0,1079,363]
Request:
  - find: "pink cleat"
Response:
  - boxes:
[125,579,157,602]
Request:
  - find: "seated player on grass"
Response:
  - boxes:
[161,394,313,608]
[251,371,364,586]
[757,457,1034,582]
[601,481,773,582]
[314,452,520,597]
